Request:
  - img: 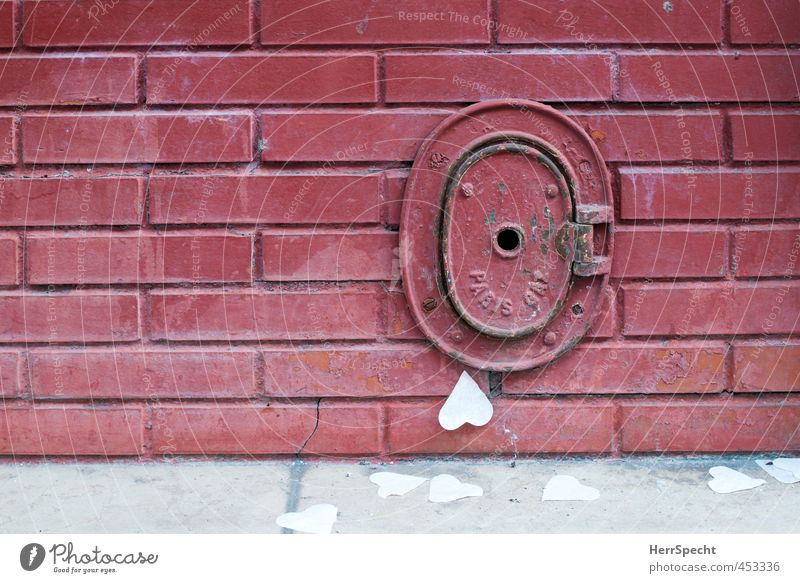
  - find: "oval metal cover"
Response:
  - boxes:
[401,99,614,371]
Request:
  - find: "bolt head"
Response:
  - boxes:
[545,185,558,198]
[543,331,557,346]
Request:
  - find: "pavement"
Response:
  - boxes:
[1,456,798,533]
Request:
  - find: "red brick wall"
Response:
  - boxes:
[0,0,798,458]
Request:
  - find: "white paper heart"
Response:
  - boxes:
[370,472,428,498]
[438,371,493,431]
[542,475,600,501]
[756,460,800,484]
[428,474,483,503]
[276,504,338,534]
[707,466,766,494]
[773,458,800,479]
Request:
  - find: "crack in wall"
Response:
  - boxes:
[298,398,322,455]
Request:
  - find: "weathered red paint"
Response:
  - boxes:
[0,0,795,458]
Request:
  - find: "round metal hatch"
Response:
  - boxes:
[400,100,614,372]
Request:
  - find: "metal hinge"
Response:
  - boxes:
[569,204,612,277]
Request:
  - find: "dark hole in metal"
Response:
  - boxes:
[496,228,521,251]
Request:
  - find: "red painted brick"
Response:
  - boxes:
[24,0,250,47]
[385,52,611,102]
[149,173,384,225]
[619,168,800,220]
[147,54,377,104]
[29,350,258,399]
[0,235,19,285]
[620,54,800,102]
[383,170,407,225]
[0,293,139,342]
[619,399,800,452]
[27,232,252,284]
[0,176,143,226]
[733,343,800,392]
[0,1,14,46]
[505,342,726,395]
[730,0,800,44]
[733,226,800,278]
[263,343,477,397]
[497,0,722,44]
[260,230,396,281]
[0,406,143,455]
[0,116,15,164]
[150,287,382,341]
[0,351,22,396]
[261,0,490,45]
[0,56,137,105]
[385,289,426,340]
[573,112,723,162]
[152,404,316,455]
[622,282,800,336]
[261,110,449,162]
[304,402,383,455]
[586,285,618,339]
[731,113,800,161]
[612,227,726,279]
[23,113,253,164]
[386,399,614,454]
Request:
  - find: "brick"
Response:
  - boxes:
[147,54,377,104]
[733,226,800,278]
[0,293,139,342]
[260,230,397,281]
[385,52,611,102]
[0,56,137,105]
[27,232,252,284]
[0,406,143,455]
[261,110,449,162]
[150,287,382,341]
[383,170,407,225]
[619,399,800,452]
[385,290,426,340]
[497,0,722,44]
[505,342,726,394]
[263,343,479,397]
[0,116,15,164]
[0,1,15,46]
[149,173,384,225]
[304,403,383,455]
[261,0,490,45]
[730,0,800,44]
[386,399,614,454]
[622,282,800,336]
[24,0,250,47]
[0,176,143,226]
[23,113,253,164]
[586,285,618,339]
[573,112,723,162]
[619,168,800,220]
[619,54,800,102]
[29,350,258,399]
[731,113,800,161]
[612,227,726,278]
[0,235,18,285]
[0,351,22,396]
[152,404,317,455]
[733,343,800,392]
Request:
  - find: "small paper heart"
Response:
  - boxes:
[707,466,765,494]
[276,504,338,534]
[370,472,427,498]
[438,371,493,431]
[542,475,600,501]
[756,460,800,484]
[773,458,800,479]
[428,474,483,503]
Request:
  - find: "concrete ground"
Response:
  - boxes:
[1,456,798,533]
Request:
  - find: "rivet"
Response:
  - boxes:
[422,297,438,312]
[461,182,475,197]
[545,185,558,198]
[543,331,557,346]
